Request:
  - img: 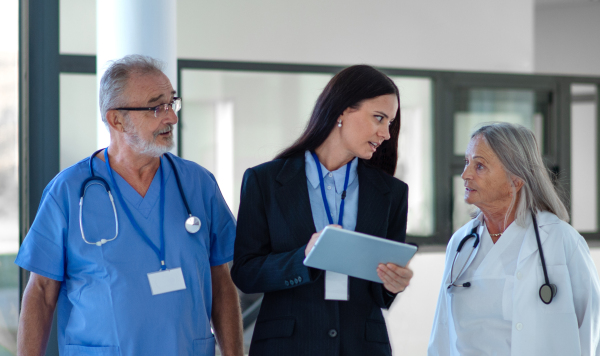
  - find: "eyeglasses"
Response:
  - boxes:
[113,97,182,118]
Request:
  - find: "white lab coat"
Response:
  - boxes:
[428,211,600,356]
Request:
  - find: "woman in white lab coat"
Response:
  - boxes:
[428,122,600,356]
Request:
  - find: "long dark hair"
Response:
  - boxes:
[275,65,401,176]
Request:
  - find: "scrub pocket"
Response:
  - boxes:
[194,336,216,356]
[64,345,120,356]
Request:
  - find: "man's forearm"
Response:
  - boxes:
[18,273,60,356]
[211,264,243,356]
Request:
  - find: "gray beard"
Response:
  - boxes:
[123,120,174,157]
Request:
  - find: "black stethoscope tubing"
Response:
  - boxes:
[449,211,557,304]
[532,213,557,304]
[448,224,480,289]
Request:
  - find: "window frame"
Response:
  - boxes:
[54,56,600,245]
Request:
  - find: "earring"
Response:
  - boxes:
[338,120,342,127]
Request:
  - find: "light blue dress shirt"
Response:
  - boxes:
[304,150,359,232]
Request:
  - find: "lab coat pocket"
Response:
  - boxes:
[64,345,120,356]
[502,276,515,320]
[193,336,216,356]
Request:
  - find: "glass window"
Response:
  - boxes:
[59,0,96,54]
[180,70,332,212]
[0,0,19,353]
[392,77,434,236]
[60,74,98,170]
[454,89,544,155]
[571,84,598,233]
[180,70,435,236]
[452,175,476,232]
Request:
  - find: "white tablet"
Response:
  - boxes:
[303,226,417,283]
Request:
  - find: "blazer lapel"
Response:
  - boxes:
[355,161,391,237]
[274,155,317,246]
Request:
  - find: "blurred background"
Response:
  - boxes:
[2,0,600,354]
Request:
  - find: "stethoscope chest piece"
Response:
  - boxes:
[185,216,201,234]
[539,283,557,304]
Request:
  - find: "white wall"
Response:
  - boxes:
[60,0,535,73]
[535,3,600,76]
[63,0,600,77]
[178,0,534,73]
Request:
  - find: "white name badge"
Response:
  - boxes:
[325,271,349,301]
[147,267,187,295]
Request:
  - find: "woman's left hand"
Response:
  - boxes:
[377,262,413,294]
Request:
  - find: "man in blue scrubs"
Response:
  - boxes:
[15,55,243,356]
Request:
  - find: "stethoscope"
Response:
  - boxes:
[79,148,201,247]
[448,211,557,305]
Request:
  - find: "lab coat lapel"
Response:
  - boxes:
[354,161,390,236]
[274,155,317,246]
[444,218,483,286]
[517,212,553,265]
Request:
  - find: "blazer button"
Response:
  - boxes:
[290,279,295,285]
[294,278,299,284]
[328,329,338,338]
[285,280,289,286]
[298,276,302,282]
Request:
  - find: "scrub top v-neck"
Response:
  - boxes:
[104,149,168,270]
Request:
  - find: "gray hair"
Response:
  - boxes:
[99,55,165,125]
[471,122,569,226]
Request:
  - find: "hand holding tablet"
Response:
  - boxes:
[303,226,417,284]
[377,262,414,293]
[305,224,342,256]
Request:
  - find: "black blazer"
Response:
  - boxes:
[231,154,408,356]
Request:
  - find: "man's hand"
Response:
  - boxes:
[211,264,243,356]
[18,272,61,356]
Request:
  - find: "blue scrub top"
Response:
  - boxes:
[16,153,236,356]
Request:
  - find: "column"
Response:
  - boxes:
[96,0,178,150]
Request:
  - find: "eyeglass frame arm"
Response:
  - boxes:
[112,97,181,116]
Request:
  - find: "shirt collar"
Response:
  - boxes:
[304,150,358,190]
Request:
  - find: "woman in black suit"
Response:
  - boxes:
[231,65,413,356]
